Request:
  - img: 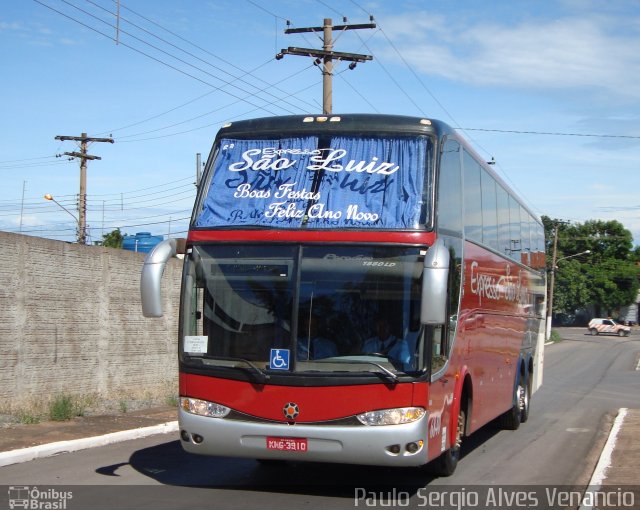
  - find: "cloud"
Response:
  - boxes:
[5,214,45,228]
[378,10,640,100]
[0,21,23,31]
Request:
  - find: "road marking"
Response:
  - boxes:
[636,357,640,371]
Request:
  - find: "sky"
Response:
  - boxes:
[1,0,639,245]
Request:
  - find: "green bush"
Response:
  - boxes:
[549,330,562,343]
[49,394,83,421]
[18,411,41,424]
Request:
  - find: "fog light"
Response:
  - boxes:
[386,444,401,454]
[180,430,190,442]
[192,434,204,444]
[406,441,423,453]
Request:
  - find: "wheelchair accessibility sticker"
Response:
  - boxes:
[270,349,290,370]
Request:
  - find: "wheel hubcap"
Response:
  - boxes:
[454,411,465,448]
[517,384,528,414]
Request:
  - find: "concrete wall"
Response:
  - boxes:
[0,231,182,402]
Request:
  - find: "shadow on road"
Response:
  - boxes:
[94,422,502,497]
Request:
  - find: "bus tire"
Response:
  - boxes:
[500,376,527,430]
[429,407,466,477]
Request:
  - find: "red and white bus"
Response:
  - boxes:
[141,114,546,475]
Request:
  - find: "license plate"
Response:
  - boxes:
[266,436,308,452]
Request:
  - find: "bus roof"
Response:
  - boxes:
[215,113,454,139]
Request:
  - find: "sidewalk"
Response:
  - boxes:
[0,404,637,486]
[0,406,178,467]
[594,408,639,485]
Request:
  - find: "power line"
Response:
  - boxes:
[244,0,289,22]
[348,0,372,18]
[352,17,539,214]
[336,70,379,112]
[84,0,315,115]
[114,60,319,141]
[377,26,456,122]
[459,128,640,139]
[88,175,194,198]
[0,155,58,164]
[87,190,196,210]
[314,0,344,19]
[117,0,320,113]
[0,176,194,206]
[350,29,427,117]
[34,0,285,116]
[0,159,76,170]
[65,0,297,115]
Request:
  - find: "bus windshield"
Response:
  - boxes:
[193,134,434,230]
[181,243,426,376]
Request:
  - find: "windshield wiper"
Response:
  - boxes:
[197,354,270,383]
[315,359,399,384]
[358,361,399,384]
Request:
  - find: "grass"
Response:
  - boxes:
[549,330,563,343]
[165,394,179,407]
[48,394,84,421]
[17,411,41,425]
[3,381,179,425]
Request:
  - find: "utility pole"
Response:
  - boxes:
[276,17,376,114]
[545,226,559,341]
[55,133,114,244]
[545,220,579,339]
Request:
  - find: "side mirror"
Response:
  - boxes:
[421,238,450,324]
[140,238,178,318]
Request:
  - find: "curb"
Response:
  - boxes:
[0,421,179,468]
[578,408,628,510]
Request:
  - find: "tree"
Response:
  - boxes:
[543,216,639,319]
[101,228,123,249]
[553,259,590,313]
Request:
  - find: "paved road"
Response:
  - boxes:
[1,328,638,509]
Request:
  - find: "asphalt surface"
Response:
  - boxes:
[0,343,637,487]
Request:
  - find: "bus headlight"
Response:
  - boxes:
[181,397,231,418]
[356,407,426,426]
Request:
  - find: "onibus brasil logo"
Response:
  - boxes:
[8,486,73,509]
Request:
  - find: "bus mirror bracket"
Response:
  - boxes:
[421,238,450,325]
[141,238,179,318]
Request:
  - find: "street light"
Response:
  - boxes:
[555,250,591,268]
[44,194,83,244]
[546,249,591,339]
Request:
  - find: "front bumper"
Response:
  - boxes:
[179,407,430,467]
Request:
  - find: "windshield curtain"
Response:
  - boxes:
[196,137,319,228]
[181,244,426,376]
[195,135,432,230]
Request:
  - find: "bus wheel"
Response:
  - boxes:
[430,408,466,477]
[500,377,527,430]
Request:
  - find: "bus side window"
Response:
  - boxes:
[463,150,482,242]
[437,139,462,235]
